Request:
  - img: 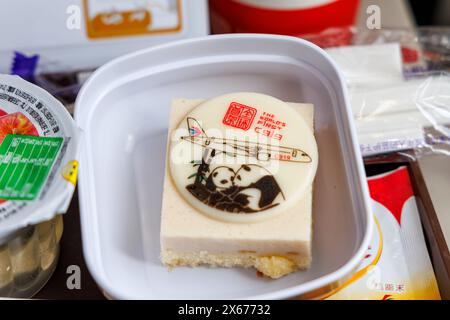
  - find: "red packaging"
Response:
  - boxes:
[209,0,360,36]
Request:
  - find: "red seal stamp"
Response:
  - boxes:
[222,102,257,131]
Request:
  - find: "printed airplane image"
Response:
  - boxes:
[180,117,312,163]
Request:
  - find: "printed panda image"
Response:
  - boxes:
[203,166,248,212]
[232,164,285,211]
[186,157,284,213]
[205,166,235,191]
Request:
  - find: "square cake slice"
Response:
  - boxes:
[160,97,315,279]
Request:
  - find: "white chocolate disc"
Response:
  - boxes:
[169,92,318,223]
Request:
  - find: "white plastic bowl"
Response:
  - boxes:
[75,34,373,300]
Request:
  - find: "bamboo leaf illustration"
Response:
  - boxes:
[187,173,197,179]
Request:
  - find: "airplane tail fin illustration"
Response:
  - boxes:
[187,117,207,138]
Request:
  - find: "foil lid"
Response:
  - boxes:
[0,74,79,241]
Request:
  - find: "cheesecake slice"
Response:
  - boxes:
[160,93,317,279]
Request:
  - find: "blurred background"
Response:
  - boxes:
[410,0,450,26]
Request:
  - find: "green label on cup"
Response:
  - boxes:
[0,134,63,200]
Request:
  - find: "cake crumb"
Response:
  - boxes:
[255,256,297,279]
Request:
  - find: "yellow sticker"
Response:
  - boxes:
[62,160,79,186]
[83,0,182,39]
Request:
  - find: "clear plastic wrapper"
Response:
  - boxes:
[303,27,450,158]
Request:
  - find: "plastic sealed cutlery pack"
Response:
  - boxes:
[305,27,450,159]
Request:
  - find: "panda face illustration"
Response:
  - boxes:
[233,164,285,211]
[233,164,271,188]
[188,161,284,213]
[207,166,235,190]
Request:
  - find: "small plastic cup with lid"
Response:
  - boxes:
[0,74,78,298]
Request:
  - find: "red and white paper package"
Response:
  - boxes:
[325,167,441,300]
